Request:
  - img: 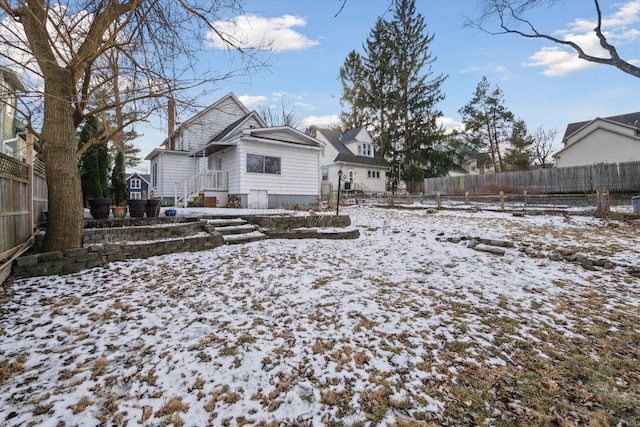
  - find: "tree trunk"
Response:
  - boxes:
[41,75,84,252]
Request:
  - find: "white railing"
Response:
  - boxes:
[174,170,228,208]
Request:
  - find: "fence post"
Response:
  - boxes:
[596,189,610,217]
[500,191,505,211]
[436,192,441,210]
[523,190,527,208]
[464,191,469,205]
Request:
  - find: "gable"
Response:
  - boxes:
[564,111,640,140]
[244,127,324,149]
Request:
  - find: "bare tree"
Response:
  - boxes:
[532,125,559,168]
[257,97,304,131]
[0,1,260,252]
[469,0,640,78]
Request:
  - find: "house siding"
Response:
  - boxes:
[557,128,640,167]
[184,97,247,153]
[237,140,320,197]
[151,151,195,202]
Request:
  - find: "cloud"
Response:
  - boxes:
[525,47,599,76]
[207,14,319,52]
[527,0,640,76]
[300,114,340,128]
[437,117,464,134]
[238,94,267,106]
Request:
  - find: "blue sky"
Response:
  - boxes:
[135,0,640,171]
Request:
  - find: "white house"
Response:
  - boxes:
[1,66,28,161]
[555,112,640,168]
[145,93,324,208]
[315,127,389,196]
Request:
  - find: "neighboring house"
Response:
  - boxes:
[448,145,493,177]
[145,93,324,208]
[555,112,640,168]
[126,173,150,200]
[315,127,389,195]
[1,66,27,161]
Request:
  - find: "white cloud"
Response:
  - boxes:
[300,114,340,128]
[207,14,319,52]
[527,0,640,76]
[238,94,267,106]
[525,47,599,76]
[437,117,464,134]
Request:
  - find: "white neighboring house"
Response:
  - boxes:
[555,112,640,168]
[145,93,324,208]
[315,127,389,196]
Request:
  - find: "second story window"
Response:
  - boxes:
[130,178,141,189]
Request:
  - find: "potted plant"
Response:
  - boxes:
[128,191,147,218]
[79,116,111,219]
[110,149,128,219]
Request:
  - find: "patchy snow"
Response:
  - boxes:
[1,206,639,426]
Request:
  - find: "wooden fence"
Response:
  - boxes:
[424,161,640,195]
[0,152,47,258]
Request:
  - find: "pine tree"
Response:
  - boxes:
[339,50,369,129]
[388,0,448,191]
[78,116,109,206]
[110,149,129,206]
[339,0,449,193]
[504,119,533,171]
[459,76,514,172]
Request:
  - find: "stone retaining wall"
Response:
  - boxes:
[82,221,206,245]
[14,224,223,279]
[245,214,351,230]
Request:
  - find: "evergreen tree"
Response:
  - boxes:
[388,0,448,191]
[339,50,369,129]
[459,76,514,172]
[504,119,533,171]
[78,116,109,206]
[339,0,449,192]
[110,149,129,206]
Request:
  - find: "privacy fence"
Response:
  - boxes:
[424,161,640,195]
[0,152,47,257]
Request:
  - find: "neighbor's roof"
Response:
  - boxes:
[318,127,389,168]
[563,111,640,140]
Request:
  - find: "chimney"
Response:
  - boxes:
[168,98,175,150]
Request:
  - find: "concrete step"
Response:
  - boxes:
[223,230,267,244]
[214,224,257,235]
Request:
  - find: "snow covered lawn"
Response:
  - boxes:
[1,206,639,426]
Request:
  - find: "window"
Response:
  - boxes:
[246,154,281,174]
[130,192,141,199]
[366,144,372,156]
[152,162,158,187]
[357,144,362,155]
[367,170,380,179]
[130,178,141,189]
[322,169,329,181]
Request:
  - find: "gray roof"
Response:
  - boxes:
[319,127,389,167]
[564,111,640,139]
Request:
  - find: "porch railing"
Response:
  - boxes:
[174,170,228,208]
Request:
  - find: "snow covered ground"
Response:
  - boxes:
[1,206,639,426]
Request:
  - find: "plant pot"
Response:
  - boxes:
[128,199,147,218]
[146,199,161,218]
[88,198,112,220]
[111,206,127,219]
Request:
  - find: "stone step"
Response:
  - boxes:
[214,224,257,235]
[223,231,267,244]
[207,218,246,227]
